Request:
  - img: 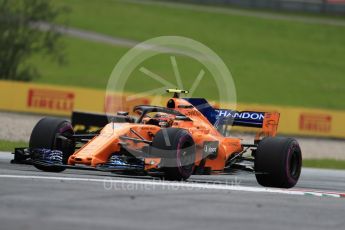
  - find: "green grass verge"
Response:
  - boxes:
[26,0,345,109]
[303,159,345,170]
[0,140,27,152]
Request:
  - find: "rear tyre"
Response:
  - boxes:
[254,137,302,188]
[29,117,75,172]
[151,128,196,181]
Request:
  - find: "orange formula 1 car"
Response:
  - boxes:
[12,89,302,188]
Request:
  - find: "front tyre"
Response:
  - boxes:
[151,128,196,181]
[254,137,302,188]
[29,117,75,172]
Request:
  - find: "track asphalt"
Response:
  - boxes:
[0,152,345,230]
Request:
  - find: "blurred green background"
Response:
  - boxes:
[25,0,345,110]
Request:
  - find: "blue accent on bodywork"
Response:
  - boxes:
[32,149,63,165]
[102,155,144,170]
[215,110,265,128]
[183,98,218,124]
[184,98,265,128]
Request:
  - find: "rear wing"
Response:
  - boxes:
[215,109,280,140]
[216,110,265,128]
[184,98,280,140]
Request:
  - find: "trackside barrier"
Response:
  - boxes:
[162,0,345,15]
[0,80,344,139]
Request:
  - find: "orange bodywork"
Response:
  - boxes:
[68,97,280,172]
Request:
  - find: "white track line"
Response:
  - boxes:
[0,152,13,160]
[0,174,344,198]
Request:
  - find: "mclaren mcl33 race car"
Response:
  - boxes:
[13,89,302,188]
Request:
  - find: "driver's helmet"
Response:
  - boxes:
[146,112,175,127]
